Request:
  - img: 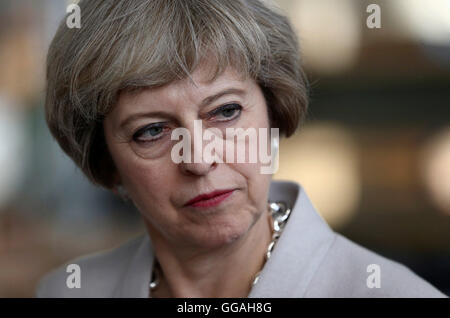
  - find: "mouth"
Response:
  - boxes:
[184,189,235,208]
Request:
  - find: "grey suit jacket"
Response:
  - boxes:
[36,181,447,297]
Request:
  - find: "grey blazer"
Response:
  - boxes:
[35,181,447,297]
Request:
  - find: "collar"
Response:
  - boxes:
[112,180,336,297]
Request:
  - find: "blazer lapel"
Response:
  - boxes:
[248,181,336,297]
[112,234,154,298]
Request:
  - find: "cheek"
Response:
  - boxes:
[230,162,271,205]
[230,101,272,206]
[113,150,176,210]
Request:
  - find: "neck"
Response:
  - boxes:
[145,209,272,298]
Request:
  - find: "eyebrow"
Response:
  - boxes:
[119,87,246,129]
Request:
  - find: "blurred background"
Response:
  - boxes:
[0,0,449,297]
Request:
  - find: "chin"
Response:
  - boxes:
[189,220,252,249]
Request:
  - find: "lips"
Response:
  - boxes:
[184,189,235,208]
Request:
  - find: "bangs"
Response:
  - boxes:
[87,0,271,114]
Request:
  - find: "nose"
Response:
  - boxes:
[179,159,217,176]
[177,121,218,176]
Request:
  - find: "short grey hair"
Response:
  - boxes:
[45,0,309,188]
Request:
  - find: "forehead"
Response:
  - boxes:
[174,63,246,91]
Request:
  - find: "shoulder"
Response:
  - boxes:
[305,234,447,298]
[35,234,146,298]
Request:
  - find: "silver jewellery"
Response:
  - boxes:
[149,201,291,293]
[149,263,160,290]
[251,201,291,286]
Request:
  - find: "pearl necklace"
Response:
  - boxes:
[149,201,292,294]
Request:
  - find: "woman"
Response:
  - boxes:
[36,0,445,298]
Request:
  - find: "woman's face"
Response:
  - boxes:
[103,64,272,249]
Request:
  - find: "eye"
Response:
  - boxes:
[209,103,242,122]
[132,122,168,143]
